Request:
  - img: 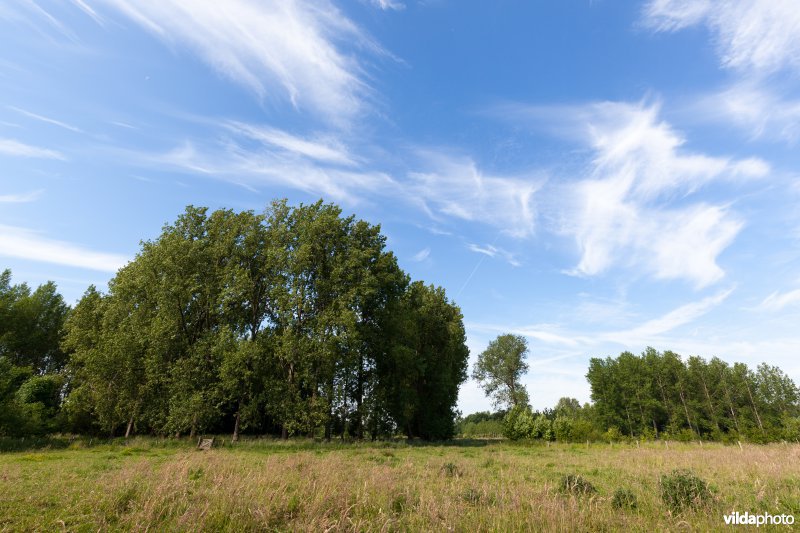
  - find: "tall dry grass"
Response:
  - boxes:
[1,439,798,531]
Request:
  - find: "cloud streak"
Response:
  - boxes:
[92,0,377,125]
[0,189,44,203]
[0,138,64,159]
[556,101,766,288]
[756,289,800,313]
[409,151,540,238]
[8,106,83,133]
[0,225,129,272]
[643,0,800,76]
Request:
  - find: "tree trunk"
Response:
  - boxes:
[744,378,765,435]
[678,384,695,435]
[722,382,742,435]
[125,416,134,439]
[700,377,721,432]
[232,409,240,443]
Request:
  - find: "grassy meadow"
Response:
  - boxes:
[1,437,799,531]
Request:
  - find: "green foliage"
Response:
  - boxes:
[659,469,712,512]
[0,270,69,374]
[502,405,535,440]
[60,201,468,441]
[611,488,638,509]
[586,348,800,443]
[472,334,530,409]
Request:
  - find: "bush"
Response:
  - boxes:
[569,419,601,442]
[560,474,596,495]
[441,462,463,478]
[603,426,623,442]
[659,469,712,512]
[611,488,638,509]
[503,405,534,440]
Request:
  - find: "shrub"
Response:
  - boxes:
[611,488,638,509]
[553,416,572,442]
[560,474,596,495]
[441,462,463,478]
[603,426,623,442]
[503,405,534,440]
[659,469,712,512]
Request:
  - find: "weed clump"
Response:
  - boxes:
[659,469,712,512]
[461,487,482,505]
[560,474,596,495]
[611,488,638,509]
[441,462,463,478]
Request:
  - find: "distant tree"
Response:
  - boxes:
[0,270,69,374]
[472,334,530,409]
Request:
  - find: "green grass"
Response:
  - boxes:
[1,437,798,531]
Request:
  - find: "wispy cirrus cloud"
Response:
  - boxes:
[8,106,83,133]
[0,138,64,159]
[642,0,800,76]
[600,287,733,345]
[154,136,395,204]
[408,150,541,238]
[551,101,766,288]
[0,225,128,272]
[0,189,44,203]
[699,83,800,144]
[755,289,800,313]
[466,243,520,267]
[367,0,405,10]
[470,288,732,349]
[91,0,378,126]
[224,121,356,166]
[411,247,430,262]
[643,2,800,145]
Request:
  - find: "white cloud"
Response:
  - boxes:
[155,138,395,205]
[8,106,82,133]
[0,225,128,272]
[71,0,105,25]
[466,243,520,267]
[368,0,405,10]
[601,287,733,344]
[0,189,43,203]
[411,247,430,262]
[224,121,356,166]
[643,0,800,76]
[560,101,765,288]
[409,151,540,238]
[756,289,800,312]
[0,138,64,159]
[702,83,800,143]
[92,0,376,125]
[467,321,586,347]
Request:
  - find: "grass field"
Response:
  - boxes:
[1,437,798,531]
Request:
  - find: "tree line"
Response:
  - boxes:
[1,200,469,440]
[471,336,800,443]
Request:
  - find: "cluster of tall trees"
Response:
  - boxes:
[469,335,800,443]
[1,270,70,435]
[1,200,470,440]
[587,348,800,442]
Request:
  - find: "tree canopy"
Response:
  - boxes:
[472,333,530,409]
[59,200,470,440]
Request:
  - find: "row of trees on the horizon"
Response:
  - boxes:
[469,335,800,443]
[1,200,469,440]
[3,201,800,444]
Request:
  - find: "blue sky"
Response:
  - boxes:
[2,0,800,413]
